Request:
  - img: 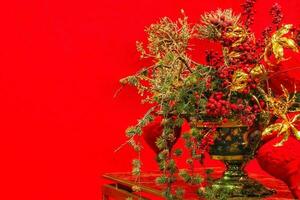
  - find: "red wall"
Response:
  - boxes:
[1,0,300,200]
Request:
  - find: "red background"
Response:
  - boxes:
[1,0,300,200]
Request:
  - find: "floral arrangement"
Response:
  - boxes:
[117,0,300,199]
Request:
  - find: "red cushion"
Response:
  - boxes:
[257,112,300,199]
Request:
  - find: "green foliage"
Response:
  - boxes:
[174,118,184,127]
[182,133,192,148]
[131,159,141,176]
[163,187,185,200]
[296,93,300,102]
[127,76,139,86]
[162,190,175,200]
[190,174,203,185]
[205,168,215,184]
[157,159,167,171]
[125,107,154,138]
[175,187,185,199]
[179,169,191,183]
[197,187,231,200]
[156,136,168,150]
[190,128,200,137]
[156,175,168,184]
[179,169,203,185]
[186,158,193,166]
[167,159,178,174]
[182,132,191,140]
[125,126,141,137]
[173,148,183,157]
[205,168,214,175]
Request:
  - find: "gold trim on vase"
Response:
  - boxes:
[211,155,245,160]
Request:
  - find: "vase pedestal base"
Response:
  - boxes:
[211,159,275,197]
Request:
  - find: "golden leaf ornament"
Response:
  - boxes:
[230,70,249,92]
[264,24,299,65]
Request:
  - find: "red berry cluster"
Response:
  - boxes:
[229,98,244,111]
[199,132,215,152]
[230,97,265,126]
[205,50,223,68]
[220,36,236,47]
[205,77,212,89]
[229,40,258,65]
[241,113,256,126]
[270,3,283,27]
[242,75,261,94]
[240,102,260,126]
[206,92,231,117]
[218,66,234,79]
[241,0,256,28]
[262,26,272,40]
[294,27,300,46]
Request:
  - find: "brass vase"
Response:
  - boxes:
[197,122,275,198]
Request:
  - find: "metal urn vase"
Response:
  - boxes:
[198,122,275,198]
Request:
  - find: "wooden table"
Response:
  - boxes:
[102,168,294,200]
